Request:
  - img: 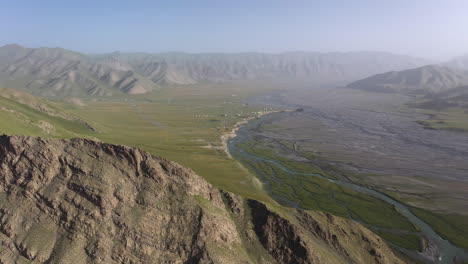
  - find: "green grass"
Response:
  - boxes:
[0,84,282,204]
[234,139,418,233]
[410,207,468,249]
[0,96,92,137]
[374,231,422,251]
[230,136,449,252]
[60,94,269,201]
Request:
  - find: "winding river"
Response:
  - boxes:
[228,112,468,264]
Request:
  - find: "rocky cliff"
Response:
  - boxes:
[0,135,405,263]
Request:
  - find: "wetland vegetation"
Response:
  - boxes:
[231,136,422,251]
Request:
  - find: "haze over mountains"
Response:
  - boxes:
[346,61,468,112]
[0,44,155,96]
[446,53,468,70]
[347,65,468,94]
[0,44,430,96]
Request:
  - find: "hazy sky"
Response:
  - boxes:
[1,0,467,60]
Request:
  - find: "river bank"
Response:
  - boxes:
[226,109,468,264]
[220,109,292,158]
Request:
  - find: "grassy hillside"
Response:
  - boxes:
[0,83,282,203]
[0,89,93,137]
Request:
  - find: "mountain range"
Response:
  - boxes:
[347,65,468,95]
[0,44,430,96]
[345,60,468,113]
[446,53,468,70]
[0,44,154,96]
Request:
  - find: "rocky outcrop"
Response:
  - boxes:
[0,135,248,263]
[248,200,405,264]
[0,135,406,263]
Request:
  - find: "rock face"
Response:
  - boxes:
[0,135,405,263]
[248,201,405,264]
[0,135,246,263]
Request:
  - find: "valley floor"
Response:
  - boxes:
[236,87,468,259]
[1,82,467,263]
[246,87,468,215]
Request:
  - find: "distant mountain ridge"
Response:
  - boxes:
[0,44,430,96]
[347,65,468,95]
[346,63,468,111]
[119,51,430,85]
[0,45,154,96]
[445,53,468,70]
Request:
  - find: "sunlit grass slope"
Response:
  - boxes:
[0,83,287,202]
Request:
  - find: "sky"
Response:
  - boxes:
[1,0,467,60]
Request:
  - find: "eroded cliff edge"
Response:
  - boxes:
[0,135,405,263]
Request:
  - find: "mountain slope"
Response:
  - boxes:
[0,88,95,137]
[0,44,430,96]
[446,53,468,70]
[411,85,468,111]
[0,44,32,68]
[0,135,405,263]
[121,51,430,85]
[347,65,468,94]
[0,45,157,96]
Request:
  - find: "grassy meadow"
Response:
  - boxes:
[0,83,290,203]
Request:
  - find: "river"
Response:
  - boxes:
[228,111,468,264]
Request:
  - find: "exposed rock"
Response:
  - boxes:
[0,135,247,263]
[65,97,86,106]
[36,120,55,135]
[247,200,406,264]
[0,135,406,263]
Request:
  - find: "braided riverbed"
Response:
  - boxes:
[228,112,468,264]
